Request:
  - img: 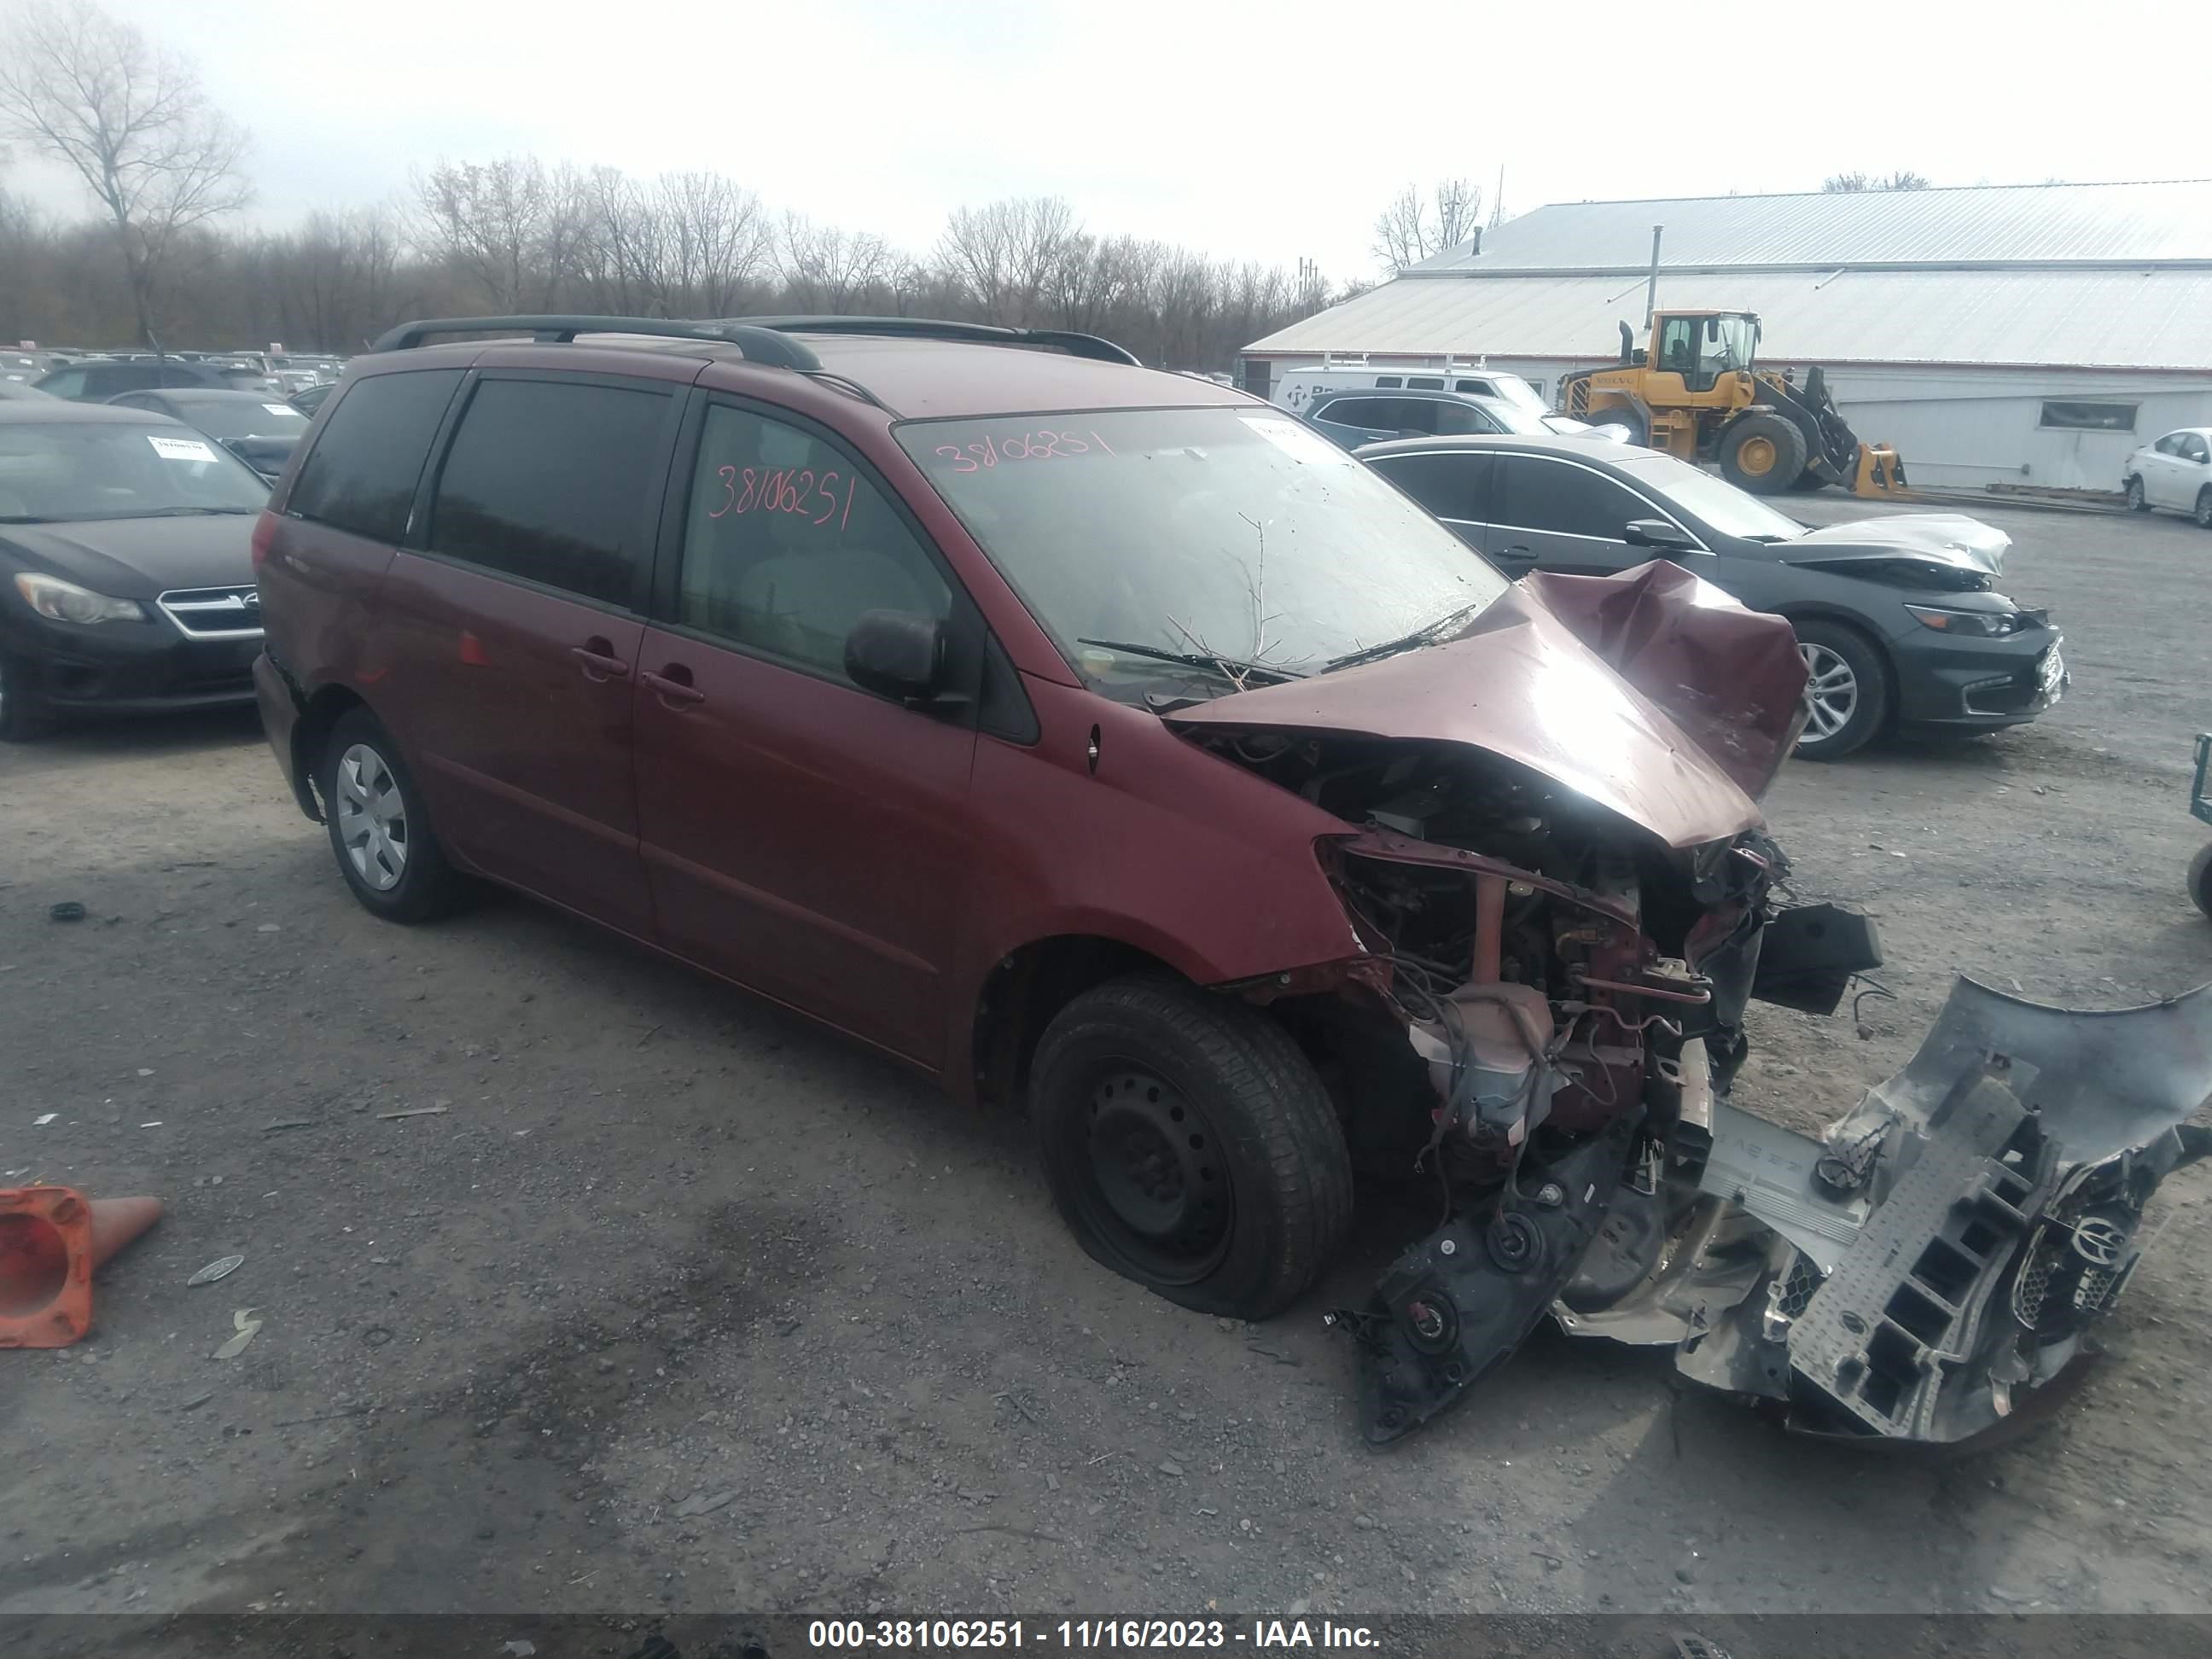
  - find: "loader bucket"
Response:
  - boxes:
[1853,444,1910,498]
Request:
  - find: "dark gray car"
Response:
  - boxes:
[1359,434,2067,759]
[105,387,312,480]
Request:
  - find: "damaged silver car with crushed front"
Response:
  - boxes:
[1163,558,2212,1447]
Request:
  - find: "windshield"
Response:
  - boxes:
[1481,373,1548,414]
[176,399,309,441]
[0,421,271,521]
[899,407,1511,691]
[1618,451,1805,542]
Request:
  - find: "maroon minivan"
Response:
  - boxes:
[255,315,2190,1448]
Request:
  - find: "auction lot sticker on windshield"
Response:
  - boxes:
[147,434,218,463]
[1240,415,1350,467]
[263,403,294,418]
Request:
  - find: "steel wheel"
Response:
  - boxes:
[1799,642,1859,743]
[334,741,408,892]
[1078,1067,1233,1284]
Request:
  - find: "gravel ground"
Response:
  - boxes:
[3,498,2210,1621]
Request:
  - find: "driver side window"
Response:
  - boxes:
[678,405,950,682]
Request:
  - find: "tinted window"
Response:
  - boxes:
[678,404,950,680]
[1372,375,1402,389]
[289,370,463,544]
[1406,376,1444,390]
[36,370,86,399]
[1431,402,1502,436]
[1372,451,1493,521]
[2186,435,2212,463]
[1453,379,1490,394]
[1495,455,1650,539]
[1313,397,1382,428]
[427,377,671,607]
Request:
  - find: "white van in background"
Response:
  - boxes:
[1272,362,1549,420]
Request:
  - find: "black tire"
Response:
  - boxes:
[1790,467,1829,493]
[2124,474,2149,512]
[0,651,53,742]
[1585,404,1646,446]
[1720,412,1810,495]
[317,708,465,923]
[1792,619,1890,761]
[2195,488,2212,530]
[1030,973,1353,1320]
[2192,843,2212,921]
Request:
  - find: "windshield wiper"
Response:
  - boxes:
[1321,602,1491,673]
[141,506,257,517]
[1075,638,1306,687]
[0,514,55,524]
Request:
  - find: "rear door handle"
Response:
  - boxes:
[640,667,706,707]
[571,643,632,682]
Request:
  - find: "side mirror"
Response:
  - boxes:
[844,608,946,703]
[1623,518,1698,551]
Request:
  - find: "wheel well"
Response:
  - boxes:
[972,935,1178,1112]
[288,684,367,822]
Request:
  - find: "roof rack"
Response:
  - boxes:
[725,316,1142,367]
[368,315,823,370]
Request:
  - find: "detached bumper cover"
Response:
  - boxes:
[1658,977,2210,1442]
[1348,976,2212,1446]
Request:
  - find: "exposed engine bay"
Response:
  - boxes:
[1179,717,2212,1449]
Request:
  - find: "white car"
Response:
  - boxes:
[2122,427,2212,526]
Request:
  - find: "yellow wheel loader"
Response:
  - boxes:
[1559,309,1907,498]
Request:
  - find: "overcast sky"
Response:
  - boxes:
[6,0,2208,282]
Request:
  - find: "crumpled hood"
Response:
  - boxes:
[0,514,258,599]
[1781,512,2010,576]
[1164,573,1784,850]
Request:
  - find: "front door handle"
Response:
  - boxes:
[571,641,632,682]
[1497,544,1532,558]
[640,667,706,707]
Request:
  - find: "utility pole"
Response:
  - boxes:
[1644,224,1664,325]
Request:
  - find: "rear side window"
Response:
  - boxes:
[676,404,949,682]
[1431,402,1500,436]
[1495,455,1649,539]
[1372,375,1402,389]
[426,377,672,608]
[1372,451,1493,521]
[289,370,463,544]
[38,370,87,399]
[1406,375,1445,390]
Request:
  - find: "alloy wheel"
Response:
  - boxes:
[335,742,408,891]
[1799,642,1859,743]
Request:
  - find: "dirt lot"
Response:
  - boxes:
[4,496,2212,1623]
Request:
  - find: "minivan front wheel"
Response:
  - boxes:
[1031,974,1353,1320]
[318,709,464,922]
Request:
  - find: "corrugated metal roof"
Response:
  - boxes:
[1407,180,2212,273]
[1243,267,2212,370]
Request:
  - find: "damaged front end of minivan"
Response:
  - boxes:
[1167,562,2212,1447]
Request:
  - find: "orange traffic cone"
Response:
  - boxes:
[0,1186,163,1349]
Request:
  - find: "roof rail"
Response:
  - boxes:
[368,315,822,370]
[730,316,1142,367]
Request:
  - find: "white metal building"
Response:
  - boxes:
[1244,181,2212,492]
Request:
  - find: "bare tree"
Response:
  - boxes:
[1821,170,1931,193]
[412,155,585,311]
[777,211,891,312]
[0,0,250,348]
[935,195,1079,324]
[1371,178,1483,276]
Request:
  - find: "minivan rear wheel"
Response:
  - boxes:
[318,709,465,922]
[1031,974,1353,1320]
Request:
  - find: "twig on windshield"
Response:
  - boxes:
[1166,614,1251,691]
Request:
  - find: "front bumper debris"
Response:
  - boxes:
[1345,976,2212,1446]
